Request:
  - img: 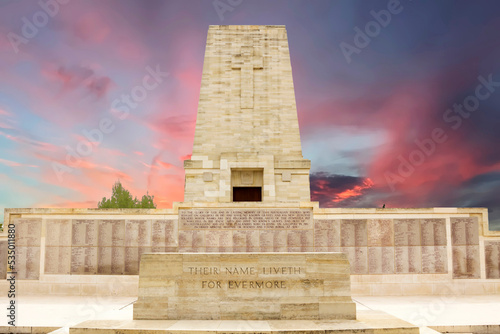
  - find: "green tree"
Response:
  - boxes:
[98,181,156,209]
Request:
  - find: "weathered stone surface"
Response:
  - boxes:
[13,218,42,279]
[421,219,447,246]
[72,310,419,334]
[485,241,500,279]
[394,219,420,246]
[183,25,311,203]
[452,245,480,278]
[45,246,71,274]
[46,219,72,246]
[133,252,356,320]
[179,209,312,230]
[0,240,7,279]
[451,217,479,246]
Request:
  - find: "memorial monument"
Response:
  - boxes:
[1,25,499,333]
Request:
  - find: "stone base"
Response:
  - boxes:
[134,253,356,320]
[70,310,418,333]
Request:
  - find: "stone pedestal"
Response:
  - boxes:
[133,252,356,320]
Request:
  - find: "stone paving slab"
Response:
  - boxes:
[1,296,499,331]
[68,310,418,334]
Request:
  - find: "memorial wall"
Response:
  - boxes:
[2,206,500,296]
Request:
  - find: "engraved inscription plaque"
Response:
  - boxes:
[394,219,420,246]
[287,230,313,252]
[98,220,125,247]
[15,246,40,280]
[452,245,480,278]
[395,246,421,273]
[0,240,7,279]
[341,220,367,247]
[125,247,151,274]
[179,209,313,230]
[133,253,356,320]
[14,218,41,247]
[232,230,260,252]
[451,217,479,246]
[421,219,446,246]
[314,219,341,252]
[72,220,98,247]
[125,220,152,247]
[484,241,500,279]
[178,230,205,252]
[260,230,287,252]
[46,219,72,246]
[205,230,232,252]
[342,246,368,274]
[13,218,41,279]
[71,247,97,274]
[421,245,447,273]
[367,219,394,247]
[45,246,71,274]
[152,219,178,251]
[368,246,394,274]
[98,246,125,274]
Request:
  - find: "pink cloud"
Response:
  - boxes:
[41,64,114,100]
[72,12,111,44]
[0,131,59,152]
[0,158,38,168]
[0,122,14,129]
[0,109,13,117]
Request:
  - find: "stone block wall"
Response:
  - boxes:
[1,205,499,296]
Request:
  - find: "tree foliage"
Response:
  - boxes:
[98,181,156,209]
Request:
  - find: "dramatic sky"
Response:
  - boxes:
[1,0,499,230]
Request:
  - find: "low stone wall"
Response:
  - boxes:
[1,204,499,296]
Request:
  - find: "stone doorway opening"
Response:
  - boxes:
[231,169,263,202]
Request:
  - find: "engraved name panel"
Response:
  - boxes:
[395,246,421,273]
[485,241,500,279]
[367,219,394,247]
[0,240,7,279]
[13,218,41,279]
[14,218,41,247]
[45,246,71,274]
[46,219,72,247]
[421,219,447,246]
[451,217,480,278]
[394,219,420,246]
[340,220,367,247]
[314,219,341,252]
[452,245,480,278]
[451,217,479,246]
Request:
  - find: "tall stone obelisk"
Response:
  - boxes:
[184,25,311,203]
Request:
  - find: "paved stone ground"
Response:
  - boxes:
[0,295,499,329]
[354,295,500,327]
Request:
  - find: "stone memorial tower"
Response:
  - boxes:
[184,25,311,204]
[3,24,496,334]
